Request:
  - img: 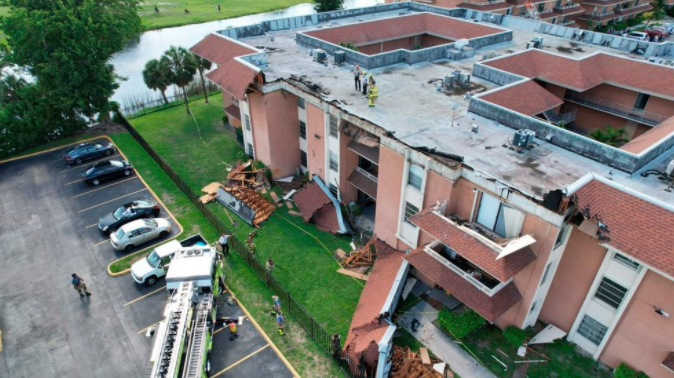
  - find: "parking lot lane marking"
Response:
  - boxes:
[94,239,110,247]
[85,223,99,229]
[123,287,166,307]
[137,321,162,335]
[78,188,147,213]
[211,345,270,378]
[65,179,82,186]
[71,176,137,198]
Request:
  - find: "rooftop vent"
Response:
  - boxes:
[513,129,536,148]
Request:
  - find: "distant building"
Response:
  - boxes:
[191,5,674,377]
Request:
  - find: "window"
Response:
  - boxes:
[247,143,254,157]
[329,114,338,138]
[594,277,628,310]
[475,193,523,238]
[300,150,307,168]
[554,226,567,249]
[329,151,338,171]
[541,263,552,285]
[577,315,608,346]
[407,164,423,191]
[298,97,305,109]
[404,202,419,224]
[613,253,640,270]
[329,183,338,198]
[529,300,538,314]
[244,115,251,130]
[299,121,306,139]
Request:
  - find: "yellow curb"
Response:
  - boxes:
[0,135,105,165]
[223,284,300,378]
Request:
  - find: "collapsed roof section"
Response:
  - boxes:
[293,176,350,234]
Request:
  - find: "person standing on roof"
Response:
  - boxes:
[368,81,379,108]
[219,233,232,257]
[71,273,91,298]
[353,65,361,91]
[361,70,368,96]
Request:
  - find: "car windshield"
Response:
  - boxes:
[144,219,158,228]
[110,160,124,168]
[113,206,125,220]
[85,166,96,175]
[146,251,161,268]
[114,228,125,239]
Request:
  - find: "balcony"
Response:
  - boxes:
[347,140,379,165]
[224,104,241,121]
[579,11,619,21]
[347,166,378,200]
[564,92,669,127]
[614,3,652,15]
[553,3,585,14]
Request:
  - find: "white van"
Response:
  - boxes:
[131,240,182,285]
[625,32,648,41]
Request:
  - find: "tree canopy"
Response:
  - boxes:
[314,0,343,13]
[0,0,141,157]
[162,46,197,114]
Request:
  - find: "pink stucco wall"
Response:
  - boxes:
[418,170,454,246]
[306,103,326,181]
[340,132,358,204]
[599,270,674,378]
[248,93,270,165]
[374,146,404,248]
[539,227,607,331]
[644,96,674,118]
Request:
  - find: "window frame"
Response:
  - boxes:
[244,114,251,131]
[297,97,305,109]
[613,253,640,270]
[541,262,553,285]
[475,192,512,238]
[407,163,423,191]
[577,315,608,346]
[594,277,628,310]
[404,202,419,225]
[329,114,339,138]
[299,120,307,140]
[329,183,338,198]
[329,151,338,172]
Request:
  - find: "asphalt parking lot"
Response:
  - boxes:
[0,139,294,378]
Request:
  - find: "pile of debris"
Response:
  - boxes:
[293,175,349,235]
[227,160,267,189]
[336,235,377,280]
[390,346,452,378]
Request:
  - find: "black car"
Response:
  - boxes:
[98,199,161,233]
[81,160,134,186]
[64,142,116,165]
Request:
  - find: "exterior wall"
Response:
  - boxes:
[357,34,453,55]
[446,178,475,220]
[572,104,631,134]
[375,146,405,248]
[340,133,359,204]
[599,270,674,378]
[584,83,638,107]
[539,227,607,331]
[644,96,674,118]
[222,94,242,128]
[248,93,270,164]
[307,103,326,181]
[418,170,455,246]
[542,82,568,113]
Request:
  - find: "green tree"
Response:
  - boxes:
[192,54,212,103]
[143,58,171,105]
[162,46,197,114]
[339,42,358,51]
[589,126,629,147]
[3,0,141,124]
[314,0,343,13]
[643,11,656,27]
[652,0,666,12]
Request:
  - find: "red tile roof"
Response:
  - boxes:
[190,34,260,100]
[344,241,405,363]
[304,13,504,46]
[294,181,332,222]
[406,248,522,322]
[663,351,674,373]
[479,80,563,116]
[572,179,674,277]
[620,116,674,154]
[313,204,342,234]
[483,50,674,99]
[410,209,536,282]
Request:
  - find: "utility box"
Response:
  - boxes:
[334,51,346,64]
[513,129,536,148]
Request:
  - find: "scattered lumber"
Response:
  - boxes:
[419,348,431,365]
[223,185,276,227]
[270,191,280,204]
[202,182,223,195]
[288,210,302,217]
[199,194,215,204]
[335,248,348,259]
[390,345,446,378]
[341,234,377,268]
[337,268,369,281]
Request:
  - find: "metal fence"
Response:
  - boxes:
[117,115,358,377]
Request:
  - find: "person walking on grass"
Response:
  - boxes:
[219,233,232,256]
[276,312,285,336]
[266,257,274,274]
[71,273,91,298]
[272,295,282,315]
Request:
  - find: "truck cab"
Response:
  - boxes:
[131,234,208,285]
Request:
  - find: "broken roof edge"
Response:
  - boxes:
[312,175,350,234]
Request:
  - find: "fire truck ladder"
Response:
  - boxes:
[149,282,194,378]
[183,294,213,378]
[524,1,541,20]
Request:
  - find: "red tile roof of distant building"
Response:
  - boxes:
[479,80,563,116]
[405,247,522,322]
[304,13,504,46]
[572,179,674,277]
[190,33,257,65]
[410,208,536,282]
[620,116,674,154]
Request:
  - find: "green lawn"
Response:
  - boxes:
[140,0,310,30]
[0,6,8,44]
[109,132,345,377]
[128,95,363,339]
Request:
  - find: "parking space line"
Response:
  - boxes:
[78,189,147,213]
[211,345,270,378]
[94,239,110,247]
[71,176,137,198]
[137,321,162,335]
[123,287,166,307]
[85,223,98,229]
[65,179,82,186]
[58,157,114,173]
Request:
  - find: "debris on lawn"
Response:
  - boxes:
[341,234,377,269]
[227,160,266,189]
[337,268,369,281]
[390,345,452,378]
[215,185,276,227]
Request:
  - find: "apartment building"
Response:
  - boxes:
[191,6,674,377]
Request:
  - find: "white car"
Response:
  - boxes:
[110,218,172,251]
[131,240,182,285]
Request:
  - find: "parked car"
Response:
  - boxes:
[645,29,666,39]
[625,32,648,41]
[64,142,116,165]
[81,159,133,186]
[110,218,172,251]
[98,199,161,233]
[131,234,208,285]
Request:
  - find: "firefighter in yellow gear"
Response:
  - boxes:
[368,81,378,107]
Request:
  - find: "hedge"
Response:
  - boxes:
[503,326,529,347]
[614,363,650,378]
[437,308,484,339]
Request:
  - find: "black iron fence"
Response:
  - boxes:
[117,116,359,377]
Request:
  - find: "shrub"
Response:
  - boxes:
[614,363,650,378]
[503,326,528,347]
[235,127,243,145]
[222,115,229,126]
[438,308,484,339]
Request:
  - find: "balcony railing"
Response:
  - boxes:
[615,3,651,14]
[461,0,507,5]
[564,93,669,126]
[355,166,378,182]
[553,3,585,14]
[543,108,578,124]
[580,11,619,21]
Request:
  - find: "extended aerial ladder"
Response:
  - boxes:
[524,0,541,20]
[183,294,214,378]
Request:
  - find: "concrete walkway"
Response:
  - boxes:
[398,300,497,378]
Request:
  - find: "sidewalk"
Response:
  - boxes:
[397,299,497,378]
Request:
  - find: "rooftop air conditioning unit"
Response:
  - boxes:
[443,74,454,86]
[313,49,326,61]
[459,73,471,84]
[334,51,345,64]
[452,70,461,81]
[531,36,544,49]
[513,129,536,148]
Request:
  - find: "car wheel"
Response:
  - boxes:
[159,231,169,238]
[75,158,83,165]
[92,179,100,186]
[124,170,131,176]
[145,276,158,286]
[124,244,135,252]
[104,149,112,156]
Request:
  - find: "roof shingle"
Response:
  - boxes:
[479,80,563,116]
[190,33,257,65]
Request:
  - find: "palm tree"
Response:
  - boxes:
[142,58,171,105]
[192,54,212,103]
[589,126,629,147]
[162,46,197,114]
